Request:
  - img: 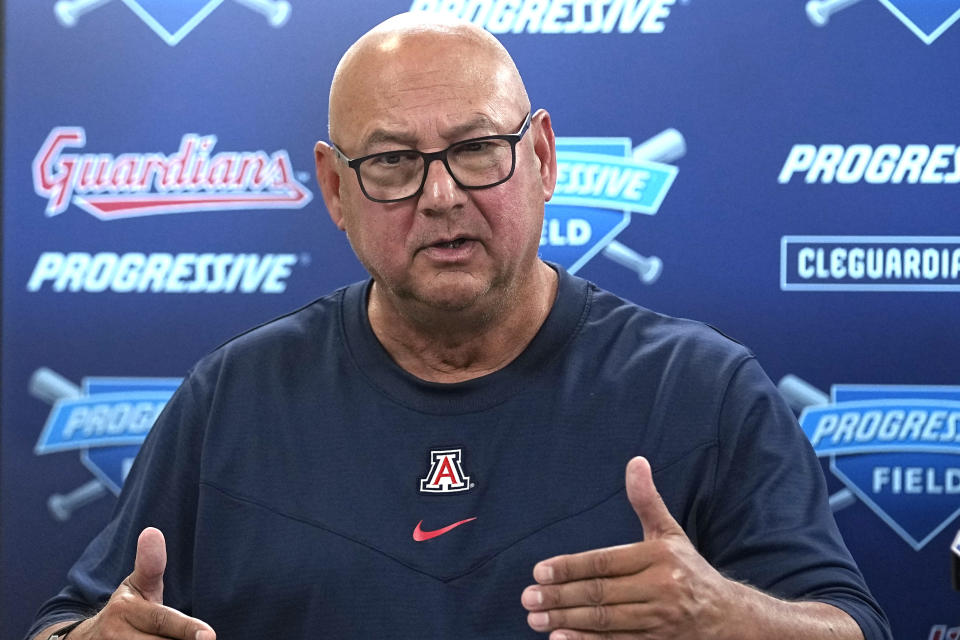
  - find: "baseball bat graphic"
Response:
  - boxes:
[598,128,686,284]
[48,479,109,522]
[232,0,291,27]
[30,366,81,403]
[603,242,664,284]
[777,374,857,512]
[29,367,109,521]
[806,0,866,27]
[778,373,829,412]
[54,0,112,27]
[633,128,687,165]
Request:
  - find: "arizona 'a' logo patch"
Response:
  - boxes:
[419,448,472,494]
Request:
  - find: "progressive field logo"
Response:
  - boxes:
[541,130,681,282]
[33,128,312,220]
[31,368,180,521]
[54,0,291,46]
[786,381,960,550]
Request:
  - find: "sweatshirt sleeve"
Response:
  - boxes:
[700,356,892,640]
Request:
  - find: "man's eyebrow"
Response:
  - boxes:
[362,129,420,150]
[441,115,499,140]
[359,115,502,152]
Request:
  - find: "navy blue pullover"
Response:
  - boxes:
[29,266,891,639]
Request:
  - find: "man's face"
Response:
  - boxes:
[318,34,556,317]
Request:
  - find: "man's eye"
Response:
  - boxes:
[455,141,490,154]
[373,151,417,166]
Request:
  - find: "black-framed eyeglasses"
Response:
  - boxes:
[332,112,532,203]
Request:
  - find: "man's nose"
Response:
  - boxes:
[418,157,465,213]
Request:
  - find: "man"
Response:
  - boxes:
[28,14,891,640]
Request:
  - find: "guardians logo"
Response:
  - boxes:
[779,376,960,550]
[33,128,312,220]
[31,368,180,521]
[541,130,682,283]
[53,0,291,46]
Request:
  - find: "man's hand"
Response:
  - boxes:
[521,457,865,640]
[71,527,216,640]
[521,456,735,639]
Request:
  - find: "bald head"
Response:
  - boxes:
[328,13,530,147]
[312,13,558,336]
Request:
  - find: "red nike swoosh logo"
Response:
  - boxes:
[412,517,477,542]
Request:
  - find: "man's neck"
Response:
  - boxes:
[367,262,558,383]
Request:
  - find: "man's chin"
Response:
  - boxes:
[376,266,516,320]
[412,288,486,314]
[405,277,501,316]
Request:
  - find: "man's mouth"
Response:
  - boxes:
[434,238,468,249]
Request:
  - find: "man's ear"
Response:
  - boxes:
[315,141,345,230]
[530,109,558,202]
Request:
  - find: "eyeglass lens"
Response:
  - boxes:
[358,138,515,201]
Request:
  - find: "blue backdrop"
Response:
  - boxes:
[3,1,959,637]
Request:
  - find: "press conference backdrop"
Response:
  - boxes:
[2,1,959,637]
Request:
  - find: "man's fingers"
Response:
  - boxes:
[626,456,683,541]
[546,632,637,640]
[521,459,717,638]
[527,602,656,634]
[121,598,215,639]
[532,543,652,585]
[127,527,167,603]
[107,527,216,639]
[522,573,658,611]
